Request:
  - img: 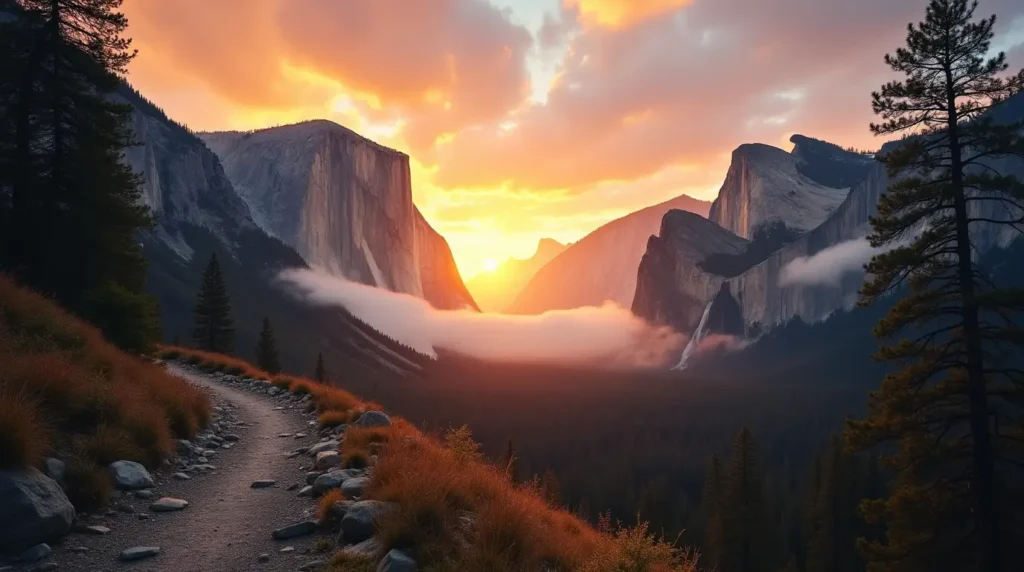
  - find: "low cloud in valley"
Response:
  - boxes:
[778,238,876,288]
[278,269,685,368]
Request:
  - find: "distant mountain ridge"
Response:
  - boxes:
[466,238,568,312]
[508,194,711,314]
[201,121,477,311]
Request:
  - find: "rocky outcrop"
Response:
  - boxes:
[509,194,711,314]
[708,142,856,241]
[467,238,567,312]
[201,121,476,311]
[0,469,75,552]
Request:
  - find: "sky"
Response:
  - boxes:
[120,0,1024,279]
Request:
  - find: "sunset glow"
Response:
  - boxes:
[119,0,1024,278]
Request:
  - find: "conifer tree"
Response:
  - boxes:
[805,438,862,572]
[255,317,280,374]
[699,454,726,568]
[719,428,775,572]
[498,439,519,483]
[846,2,1024,570]
[0,0,157,351]
[192,254,233,353]
[314,352,326,382]
[540,469,562,507]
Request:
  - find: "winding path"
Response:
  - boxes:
[48,366,333,572]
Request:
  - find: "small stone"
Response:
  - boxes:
[108,460,154,490]
[134,490,155,500]
[202,450,217,457]
[293,432,307,439]
[28,563,57,572]
[19,543,51,562]
[314,451,340,471]
[258,553,270,563]
[306,440,339,457]
[285,483,299,491]
[116,502,135,514]
[305,471,323,485]
[221,443,234,449]
[379,548,419,572]
[297,486,313,497]
[197,456,209,464]
[298,560,326,571]
[223,434,240,442]
[277,433,292,438]
[150,497,189,512]
[250,479,276,489]
[80,525,111,535]
[120,546,160,561]
[279,546,295,554]
[341,476,369,498]
[137,513,151,520]
[172,472,191,480]
[69,546,89,553]
[271,521,317,540]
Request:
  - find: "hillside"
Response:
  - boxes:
[466,238,567,312]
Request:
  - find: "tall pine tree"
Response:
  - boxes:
[846,2,1024,570]
[699,454,726,569]
[719,428,775,572]
[192,254,233,353]
[805,438,863,572]
[314,352,326,382]
[255,317,280,374]
[0,0,157,351]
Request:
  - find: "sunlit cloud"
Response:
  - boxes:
[565,0,693,28]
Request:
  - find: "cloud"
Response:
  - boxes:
[278,269,685,368]
[566,0,694,28]
[778,238,877,288]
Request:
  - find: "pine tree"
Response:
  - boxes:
[540,469,562,507]
[498,439,519,483]
[719,428,775,572]
[0,0,157,351]
[255,317,280,374]
[314,352,326,382]
[192,254,233,353]
[846,2,1024,570]
[699,454,726,568]
[805,438,862,572]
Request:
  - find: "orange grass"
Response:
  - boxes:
[156,345,701,571]
[0,274,211,508]
[317,488,345,521]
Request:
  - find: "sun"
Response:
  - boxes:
[483,258,499,273]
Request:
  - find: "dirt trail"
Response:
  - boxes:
[46,366,333,572]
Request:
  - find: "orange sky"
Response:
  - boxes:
[120,0,1024,279]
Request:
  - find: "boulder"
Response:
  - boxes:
[353,411,391,428]
[312,469,364,495]
[42,459,64,483]
[19,543,52,562]
[341,536,381,558]
[330,500,355,519]
[378,549,418,572]
[339,501,395,544]
[297,486,314,498]
[314,451,340,471]
[108,461,154,490]
[0,469,75,552]
[271,521,317,540]
[341,476,369,498]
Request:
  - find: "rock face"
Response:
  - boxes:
[201,122,477,311]
[0,470,75,552]
[467,238,568,312]
[509,194,711,314]
[708,142,862,241]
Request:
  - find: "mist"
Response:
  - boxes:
[278,269,686,368]
[778,237,875,287]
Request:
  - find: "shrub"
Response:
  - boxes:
[444,425,483,464]
[63,455,112,512]
[317,489,345,521]
[0,391,48,470]
[318,410,351,428]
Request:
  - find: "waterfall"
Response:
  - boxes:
[672,299,714,371]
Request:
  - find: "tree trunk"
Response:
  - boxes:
[946,67,1000,572]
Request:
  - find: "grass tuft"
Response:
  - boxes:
[317,488,345,521]
[0,391,49,470]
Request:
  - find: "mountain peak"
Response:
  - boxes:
[535,238,565,258]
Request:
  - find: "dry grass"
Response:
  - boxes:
[156,346,701,572]
[0,274,211,508]
[318,488,345,521]
[157,345,270,380]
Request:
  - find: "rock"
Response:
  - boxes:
[341,536,381,558]
[314,451,340,471]
[42,458,65,482]
[120,546,161,561]
[286,483,299,491]
[223,434,240,442]
[277,433,292,438]
[108,461,154,490]
[312,469,363,495]
[69,546,89,553]
[80,525,110,535]
[202,449,218,457]
[271,521,317,540]
[341,476,369,498]
[331,500,355,519]
[0,469,75,552]
[305,471,324,485]
[279,546,295,554]
[297,486,314,498]
[19,543,52,562]
[134,490,155,500]
[258,553,270,562]
[28,563,57,572]
[172,472,191,480]
[339,501,396,544]
[353,411,391,428]
[197,456,209,464]
[378,549,418,572]
[150,497,189,512]
[221,443,234,450]
[250,479,276,489]
[137,514,151,520]
[116,502,136,514]
[176,440,195,457]
[298,560,326,571]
